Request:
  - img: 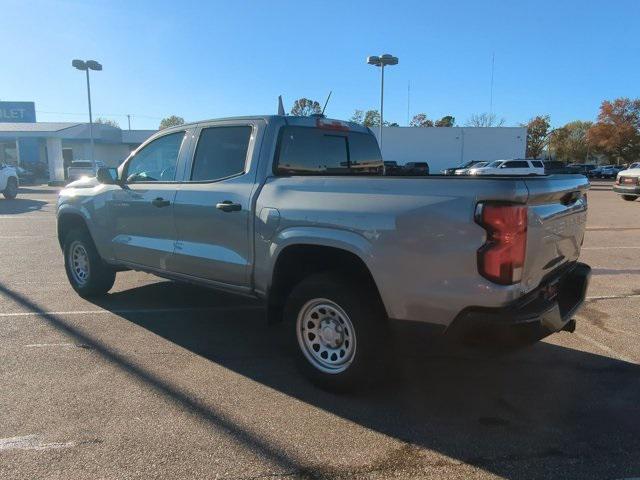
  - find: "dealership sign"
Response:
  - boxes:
[0,102,36,123]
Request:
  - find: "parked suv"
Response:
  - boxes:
[0,163,18,199]
[614,165,640,201]
[468,159,545,176]
[57,115,590,390]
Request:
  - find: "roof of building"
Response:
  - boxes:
[0,122,81,132]
[122,130,157,144]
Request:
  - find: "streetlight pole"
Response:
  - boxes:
[379,64,385,143]
[72,59,102,172]
[84,68,95,169]
[367,54,398,151]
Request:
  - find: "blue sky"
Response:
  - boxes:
[3,0,639,130]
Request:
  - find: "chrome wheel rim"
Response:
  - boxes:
[69,241,90,286]
[296,298,356,374]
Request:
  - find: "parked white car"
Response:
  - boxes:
[613,166,640,201]
[67,160,106,182]
[468,159,545,176]
[0,163,19,199]
[454,161,488,175]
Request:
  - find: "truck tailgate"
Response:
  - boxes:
[522,175,589,293]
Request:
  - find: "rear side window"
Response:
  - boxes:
[503,161,529,168]
[191,126,252,181]
[532,161,544,168]
[275,126,383,175]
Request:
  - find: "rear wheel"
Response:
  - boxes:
[3,177,17,199]
[284,271,387,391]
[64,227,116,297]
[622,195,638,201]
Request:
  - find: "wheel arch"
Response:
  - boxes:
[57,208,93,250]
[265,237,386,324]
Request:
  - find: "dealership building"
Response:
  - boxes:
[0,101,155,183]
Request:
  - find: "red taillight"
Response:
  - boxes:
[475,203,528,285]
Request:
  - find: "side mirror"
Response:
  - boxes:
[97,167,119,185]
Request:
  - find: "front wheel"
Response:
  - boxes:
[3,177,17,199]
[622,195,638,201]
[64,228,116,297]
[284,272,388,391]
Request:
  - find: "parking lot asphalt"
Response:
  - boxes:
[0,181,638,480]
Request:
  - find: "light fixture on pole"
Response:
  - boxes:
[367,53,398,150]
[72,59,102,171]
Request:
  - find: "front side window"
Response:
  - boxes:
[125,132,185,183]
[191,126,252,181]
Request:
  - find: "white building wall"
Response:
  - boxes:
[374,127,527,172]
[94,144,132,167]
[62,142,132,167]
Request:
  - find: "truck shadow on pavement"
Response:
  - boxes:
[84,280,640,480]
[2,279,638,479]
[0,198,48,215]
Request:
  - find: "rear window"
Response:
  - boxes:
[532,161,544,168]
[275,126,383,175]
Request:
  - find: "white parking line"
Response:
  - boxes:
[0,235,55,239]
[575,332,636,364]
[582,246,640,250]
[0,216,52,219]
[0,305,263,318]
[0,435,75,451]
[586,293,640,300]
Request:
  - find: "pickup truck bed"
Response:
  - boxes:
[57,115,590,390]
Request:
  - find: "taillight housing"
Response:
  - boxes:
[475,203,528,285]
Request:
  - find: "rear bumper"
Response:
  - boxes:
[613,185,640,195]
[447,262,591,344]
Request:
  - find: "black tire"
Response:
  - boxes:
[284,271,388,391]
[622,195,638,202]
[3,177,17,199]
[63,227,116,297]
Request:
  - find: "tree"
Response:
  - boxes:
[159,115,185,129]
[290,98,321,116]
[410,113,434,127]
[586,98,640,165]
[363,110,381,127]
[351,109,398,127]
[465,112,505,127]
[350,110,364,124]
[435,115,455,127]
[549,121,592,162]
[94,117,119,128]
[522,115,551,158]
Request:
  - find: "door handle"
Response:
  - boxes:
[151,197,171,208]
[216,200,242,212]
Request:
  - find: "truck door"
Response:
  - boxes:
[109,130,187,270]
[169,123,257,288]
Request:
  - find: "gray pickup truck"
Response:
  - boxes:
[57,115,591,390]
